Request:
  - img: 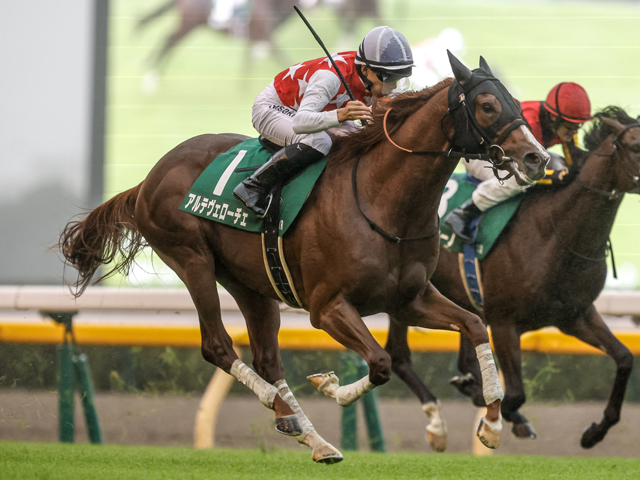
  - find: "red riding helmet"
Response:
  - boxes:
[543,82,592,123]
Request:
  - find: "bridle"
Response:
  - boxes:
[381,105,524,170]
[549,122,640,270]
[353,78,531,244]
[572,123,640,200]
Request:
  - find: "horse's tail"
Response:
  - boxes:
[57,184,147,297]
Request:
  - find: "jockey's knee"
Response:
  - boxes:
[296,132,332,156]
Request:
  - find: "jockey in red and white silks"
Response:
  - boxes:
[252,51,373,156]
[446,82,593,244]
[234,26,416,218]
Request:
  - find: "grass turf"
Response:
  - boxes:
[2,441,640,480]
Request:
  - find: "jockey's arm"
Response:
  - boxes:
[292,71,343,134]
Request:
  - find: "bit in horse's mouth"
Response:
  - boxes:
[506,161,536,186]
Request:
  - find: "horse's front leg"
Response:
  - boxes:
[395,282,504,449]
[450,334,486,407]
[491,323,536,439]
[558,305,633,449]
[386,317,447,452]
[307,294,391,407]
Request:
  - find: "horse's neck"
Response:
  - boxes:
[358,92,453,236]
[546,149,622,252]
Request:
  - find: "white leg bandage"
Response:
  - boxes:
[275,379,314,439]
[475,343,504,406]
[423,402,447,436]
[230,360,278,409]
[334,375,375,407]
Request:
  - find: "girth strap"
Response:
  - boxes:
[261,185,303,308]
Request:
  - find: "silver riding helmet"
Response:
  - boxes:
[355,26,415,94]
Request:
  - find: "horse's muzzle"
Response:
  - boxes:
[521,151,549,182]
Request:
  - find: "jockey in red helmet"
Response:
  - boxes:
[233,26,415,218]
[445,82,592,244]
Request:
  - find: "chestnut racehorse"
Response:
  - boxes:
[58,55,547,463]
[386,107,640,451]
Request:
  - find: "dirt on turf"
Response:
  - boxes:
[1,389,639,457]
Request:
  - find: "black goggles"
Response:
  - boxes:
[373,70,405,84]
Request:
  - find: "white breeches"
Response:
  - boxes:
[252,85,357,155]
[464,159,531,212]
[251,86,332,154]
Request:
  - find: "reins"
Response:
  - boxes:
[382,108,493,161]
[351,153,440,243]
[547,123,640,275]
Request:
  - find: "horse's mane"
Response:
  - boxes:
[328,78,454,166]
[584,106,638,152]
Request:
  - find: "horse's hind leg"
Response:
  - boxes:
[150,248,299,434]
[395,283,504,449]
[386,317,447,452]
[558,306,633,448]
[223,281,342,463]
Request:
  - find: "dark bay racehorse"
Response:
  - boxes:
[58,55,547,463]
[386,107,640,451]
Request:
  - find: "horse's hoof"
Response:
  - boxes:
[581,422,604,449]
[426,431,447,452]
[307,372,339,399]
[512,421,537,439]
[312,444,344,464]
[423,402,447,452]
[476,416,502,449]
[275,415,303,436]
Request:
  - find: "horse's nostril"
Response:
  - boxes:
[524,152,544,168]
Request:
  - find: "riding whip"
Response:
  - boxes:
[293,6,356,103]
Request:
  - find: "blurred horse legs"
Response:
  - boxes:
[136,0,177,31]
[385,318,447,451]
[558,306,633,449]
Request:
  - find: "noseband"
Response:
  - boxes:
[382,74,530,181]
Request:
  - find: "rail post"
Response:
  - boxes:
[340,352,359,450]
[45,311,103,444]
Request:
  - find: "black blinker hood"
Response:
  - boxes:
[447,67,525,154]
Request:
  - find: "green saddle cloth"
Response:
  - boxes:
[439,174,524,259]
[179,138,328,235]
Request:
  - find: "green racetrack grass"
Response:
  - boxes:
[2,441,640,480]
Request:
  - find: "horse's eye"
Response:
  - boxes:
[482,104,493,113]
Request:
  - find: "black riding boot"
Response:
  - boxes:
[444,199,482,244]
[233,143,324,217]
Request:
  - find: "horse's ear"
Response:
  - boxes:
[479,56,493,76]
[447,50,472,85]
[597,114,626,136]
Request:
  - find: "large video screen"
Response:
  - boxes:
[105,0,640,288]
